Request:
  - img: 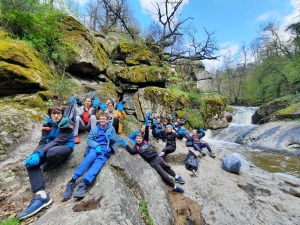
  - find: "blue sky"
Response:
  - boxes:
[72,0,299,72]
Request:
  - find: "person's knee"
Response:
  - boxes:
[90,115,96,121]
[76,115,81,122]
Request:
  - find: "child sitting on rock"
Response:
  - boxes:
[187,128,215,158]
[118,128,185,193]
[62,112,116,200]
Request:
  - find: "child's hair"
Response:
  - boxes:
[166,125,172,129]
[99,112,109,119]
[136,132,143,137]
[48,105,64,117]
[106,98,114,106]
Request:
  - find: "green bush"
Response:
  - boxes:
[0,217,19,225]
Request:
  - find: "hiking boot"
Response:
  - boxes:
[175,176,185,184]
[173,185,184,193]
[63,181,75,200]
[74,135,80,144]
[16,193,52,220]
[210,152,216,158]
[73,181,89,198]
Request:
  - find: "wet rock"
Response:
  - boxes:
[207,117,228,130]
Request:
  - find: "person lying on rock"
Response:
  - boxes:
[63,112,116,200]
[117,132,185,193]
[159,125,179,160]
[96,101,126,134]
[186,128,215,158]
[74,97,99,144]
[16,105,75,220]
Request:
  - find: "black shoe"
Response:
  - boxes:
[201,152,206,156]
[73,181,89,198]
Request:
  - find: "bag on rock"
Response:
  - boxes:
[221,153,250,174]
[185,150,199,172]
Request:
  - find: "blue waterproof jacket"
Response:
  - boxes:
[87,123,117,153]
[36,116,74,152]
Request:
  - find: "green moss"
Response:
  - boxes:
[0,39,52,93]
[0,217,20,225]
[276,103,300,117]
[60,16,109,72]
[28,95,43,107]
[112,65,171,83]
[112,42,161,66]
[176,109,205,129]
[225,106,234,113]
[98,81,118,102]
[200,95,227,121]
[37,90,53,100]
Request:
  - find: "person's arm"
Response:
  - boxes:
[87,127,100,149]
[129,130,138,143]
[108,126,117,145]
[35,123,50,151]
[198,132,205,139]
[40,128,73,152]
[76,106,83,117]
[144,126,149,142]
[125,145,138,155]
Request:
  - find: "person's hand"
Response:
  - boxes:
[95,146,102,154]
[178,128,186,135]
[153,119,157,125]
[117,103,124,112]
[125,97,130,101]
[155,128,161,134]
[145,113,150,126]
[172,114,176,119]
[199,127,205,133]
[69,96,77,104]
[117,139,128,147]
[100,103,107,111]
[185,117,188,121]
[106,131,113,140]
[92,97,100,107]
[89,91,94,98]
[24,150,44,168]
[146,112,152,117]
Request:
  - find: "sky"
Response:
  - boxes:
[71,0,300,72]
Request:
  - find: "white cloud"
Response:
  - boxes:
[255,11,279,22]
[139,0,189,23]
[282,0,300,26]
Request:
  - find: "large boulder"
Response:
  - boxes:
[61,16,110,77]
[0,31,52,96]
[106,65,171,85]
[138,87,187,119]
[111,42,161,66]
[252,94,300,124]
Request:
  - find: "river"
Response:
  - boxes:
[204,106,300,178]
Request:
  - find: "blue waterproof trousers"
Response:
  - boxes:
[73,148,109,184]
[193,142,212,153]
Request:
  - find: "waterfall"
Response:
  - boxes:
[205,106,257,143]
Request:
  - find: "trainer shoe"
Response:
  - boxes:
[175,176,185,184]
[200,152,206,156]
[210,152,216,158]
[16,193,52,220]
[73,181,89,198]
[74,135,80,144]
[63,181,75,200]
[173,185,184,193]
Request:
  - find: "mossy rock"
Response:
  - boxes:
[60,16,109,76]
[108,65,171,83]
[0,38,52,96]
[200,94,227,121]
[176,109,205,129]
[276,102,300,119]
[111,42,162,66]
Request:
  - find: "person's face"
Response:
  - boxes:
[84,98,92,107]
[106,100,111,106]
[99,115,108,126]
[167,127,172,133]
[156,118,161,123]
[108,103,114,112]
[140,125,146,132]
[51,110,63,124]
[136,136,143,144]
[174,121,178,125]
[192,130,197,135]
[177,118,180,123]
[154,113,158,118]
[163,120,168,124]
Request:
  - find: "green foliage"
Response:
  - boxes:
[0,217,19,225]
[50,75,75,102]
[139,200,154,225]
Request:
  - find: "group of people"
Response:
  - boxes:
[16,97,192,220]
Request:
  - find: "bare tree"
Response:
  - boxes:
[146,0,218,63]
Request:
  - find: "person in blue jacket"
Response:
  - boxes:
[129,112,152,144]
[62,112,117,200]
[16,105,75,220]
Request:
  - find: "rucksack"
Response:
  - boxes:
[185,139,193,147]
[64,100,77,125]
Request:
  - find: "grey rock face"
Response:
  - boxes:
[207,117,229,130]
